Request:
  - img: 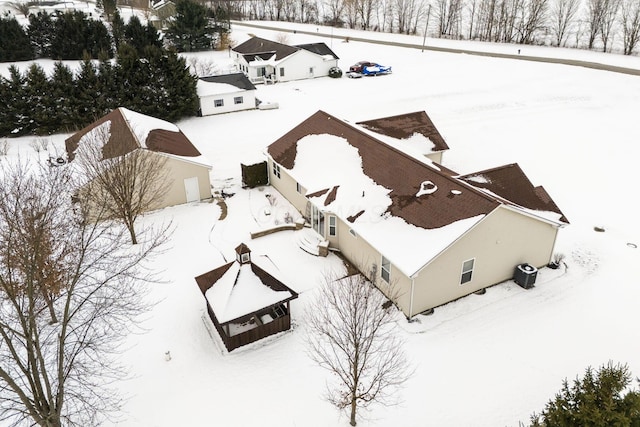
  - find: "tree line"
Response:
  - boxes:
[0,45,198,137]
[218,0,640,54]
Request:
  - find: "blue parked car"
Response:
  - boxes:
[348,61,392,76]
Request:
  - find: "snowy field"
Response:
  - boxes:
[2,21,640,427]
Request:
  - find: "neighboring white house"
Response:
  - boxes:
[232,36,339,84]
[197,73,258,116]
[266,110,569,319]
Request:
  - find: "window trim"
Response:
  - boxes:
[328,215,337,236]
[272,162,281,179]
[460,258,475,285]
[381,256,391,283]
[214,98,224,107]
[234,96,243,105]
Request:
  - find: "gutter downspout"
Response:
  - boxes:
[409,277,415,319]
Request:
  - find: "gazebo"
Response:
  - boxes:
[195,244,298,352]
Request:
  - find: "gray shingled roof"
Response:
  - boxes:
[199,73,257,90]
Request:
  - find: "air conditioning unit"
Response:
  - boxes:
[514,263,538,289]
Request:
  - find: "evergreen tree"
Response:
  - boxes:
[25,63,55,135]
[164,0,215,52]
[124,15,161,54]
[530,362,640,427]
[111,9,125,49]
[161,48,199,121]
[74,58,101,125]
[28,12,54,58]
[49,62,76,133]
[0,76,13,137]
[87,18,114,58]
[3,66,29,137]
[50,11,113,59]
[0,16,33,62]
[114,44,154,113]
[95,51,118,115]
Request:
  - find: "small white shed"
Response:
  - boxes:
[197,73,257,116]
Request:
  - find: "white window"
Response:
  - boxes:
[280,68,285,77]
[258,67,266,76]
[272,162,281,179]
[234,96,243,104]
[461,259,475,284]
[381,256,391,283]
[296,182,303,193]
[328,215,337,236]
[214,99,224,107]
[241,253,250,263]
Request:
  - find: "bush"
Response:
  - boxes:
[530,361,640,427]
[329,66,343,78]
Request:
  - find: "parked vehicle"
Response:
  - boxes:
[346,71,363,78]
[348,61,392,76]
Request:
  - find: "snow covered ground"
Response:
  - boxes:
[2,21,640,427]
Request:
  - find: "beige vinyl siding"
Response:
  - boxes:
[268,158,311,215]
[334,217,413,315]
[160,155,212,207]
[408,206,559,316]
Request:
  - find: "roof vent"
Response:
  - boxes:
[416,180,437,197]
[450,189,462,196]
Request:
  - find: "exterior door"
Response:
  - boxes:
[184,177,200,202]
[311,204,325,236]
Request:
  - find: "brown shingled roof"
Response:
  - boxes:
[268,110,500,230]
[458,163,569,224]
[356,111,450,153]
[65,108,201,161]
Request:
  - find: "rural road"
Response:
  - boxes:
[232,21,640,77]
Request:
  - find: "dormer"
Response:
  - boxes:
[235,243,252,264]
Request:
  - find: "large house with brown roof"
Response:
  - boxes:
[66,107,212,211]
[266,110,568,318]
[232,36,339,84]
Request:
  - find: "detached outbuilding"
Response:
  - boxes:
[195,244,298,352]
[65,107,212,210]
[197,73,257,116]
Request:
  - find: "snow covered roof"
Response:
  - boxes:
[198,73,256,97]
[65,107,212,168]
[267,110,568,277]
[195,251,298,324]
[356,111,450,154]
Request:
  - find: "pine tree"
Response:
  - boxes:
[74,58,101,126]
[0,76,13,137]
[111,9,125,49]
[0,16,33,62]
[87,18,114,58]
[124,15,161,53]
[50,62,76,133]
[28,12,54,58]
[25,63,55,135]
[530,362,640,427]
[162,48,199,121]
[165,0,215,52]
[4,66,29,136]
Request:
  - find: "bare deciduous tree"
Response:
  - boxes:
[549,0,580,46]
[0,159,165,427]
[620,0,640,54]
[71,121,172,244]
[599,0,620,51]
[436,0,464,37]
[324,0,346,25]
[586,0,606,48]
[305,273,411,427]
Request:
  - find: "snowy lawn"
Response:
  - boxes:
[2,22,640,427]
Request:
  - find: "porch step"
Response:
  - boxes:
[297,228,328,257]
